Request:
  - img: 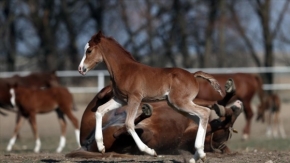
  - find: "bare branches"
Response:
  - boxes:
[1,0,289,71]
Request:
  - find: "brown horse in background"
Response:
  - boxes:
[0,71,59,113]
[197,73,264,140]
[6,84,79,153]
[78,32,223,162]
[66,83,243,160]
[258,93,286,138]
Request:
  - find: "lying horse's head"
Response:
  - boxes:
[78,31,104,75]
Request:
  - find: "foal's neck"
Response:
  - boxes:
[102,38,138,78]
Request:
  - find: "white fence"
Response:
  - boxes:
[1,66,290,93]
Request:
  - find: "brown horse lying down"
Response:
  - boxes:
[258,93,286,138]
[196,73,264,140]
[0,71,59,113]
[6,84,79,153]
[66,84,242,159]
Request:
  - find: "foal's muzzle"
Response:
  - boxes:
[78,66,87,75]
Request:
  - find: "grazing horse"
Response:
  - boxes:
[66,83,243,159]
[6,84,79,153]
[258,93,286,138]
[78,32,223,162]
[0,71,60,112]
[196,73,264,140]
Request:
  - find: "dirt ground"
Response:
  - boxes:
[1,96,290,163]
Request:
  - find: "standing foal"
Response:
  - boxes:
[78,32,222,162]
[6,85,80,153]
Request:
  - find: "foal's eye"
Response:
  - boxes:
[86,49,92,54]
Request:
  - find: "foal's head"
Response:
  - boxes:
[78,31,105,75]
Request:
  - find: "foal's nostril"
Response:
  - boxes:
[83,67,87,72]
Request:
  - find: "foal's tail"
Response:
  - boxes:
[193,71,223,96]
[65,147,132,159]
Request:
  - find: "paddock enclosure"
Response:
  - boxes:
[0,68,290,162]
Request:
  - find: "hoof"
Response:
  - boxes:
[153,150,158,157]
[189,158,196,163]
[225,78,236,94]
[242,134,249,141]
[231,100,243,117]
[201,156,206,162]
[142,103,152,117]
[101,148,105,154]
[150,149,157,156]
[144,147,157,156]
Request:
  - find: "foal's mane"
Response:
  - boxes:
[91,32,137,61]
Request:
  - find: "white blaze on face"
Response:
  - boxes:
[79,43,90,69]
[9,88,16,107]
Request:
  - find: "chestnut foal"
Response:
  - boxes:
[6,85,80,153]
[78,32,223,162]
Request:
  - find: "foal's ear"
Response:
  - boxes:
[92,31,104,43]
[96,30,104,37]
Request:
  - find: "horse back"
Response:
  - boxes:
[197,73,263,102]
[15,86,72,114]
[113,65,199,101]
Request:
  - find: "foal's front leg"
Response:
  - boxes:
[7,113,24,151]
[95,98,122,153]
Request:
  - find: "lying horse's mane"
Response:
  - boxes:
[90,31,137,62]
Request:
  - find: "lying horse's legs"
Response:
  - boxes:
[95,98,122,153]
[6,113,24,151]
[28,113,41,153]
[123,96,157,156]
[214,78,236,117]
[218,78,236,106]
[55,109,67,153]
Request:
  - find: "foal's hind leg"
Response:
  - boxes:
[168,96,210,163]
[123,96,156,156]
[55,109,67,153]
[63,108,80,147]
[28,114,41,153]
[7,113,24,151]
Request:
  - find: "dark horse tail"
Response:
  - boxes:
[65,147,132,159]
[193,71,223,96]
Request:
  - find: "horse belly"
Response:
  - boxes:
[35,100,58,113]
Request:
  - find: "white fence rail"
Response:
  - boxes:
[1,66,290,93]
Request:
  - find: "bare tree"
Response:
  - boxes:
[0,0,17,71]
[229,0,289,89]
